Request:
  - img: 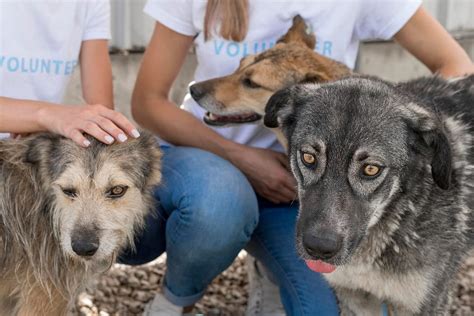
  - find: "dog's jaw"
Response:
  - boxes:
[203,111,262,126]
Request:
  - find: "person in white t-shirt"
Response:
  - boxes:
[0,1,139,145]
[118,1,474,315]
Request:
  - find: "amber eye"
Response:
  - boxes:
[362,164,382,177]
[62,188,77,198]
[301,152,317,167]
[107,185,129,199]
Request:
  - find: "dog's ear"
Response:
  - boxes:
[24,134,56,164]
[277,15,316,49]
[136,130,162,187]
[264,85,302,128]
[301,71,331,84]
[402,103,452,190]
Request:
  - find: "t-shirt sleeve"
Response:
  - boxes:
[355,0,422,41]
[144,0,197,36]
[82,0,111,41]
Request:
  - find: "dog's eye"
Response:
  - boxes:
[107,185,129,199]
[301,152,317,167]
[362,164,382,177]
[242,78,261,89]
[62,188,77,198]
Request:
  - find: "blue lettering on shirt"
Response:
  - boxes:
[0,55,77,76]
[7,57,19,72]
[213,38,333,59]
[213,40,277,58]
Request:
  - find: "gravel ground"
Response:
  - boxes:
[75,251,473,316]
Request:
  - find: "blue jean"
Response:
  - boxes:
[119,146,338,316]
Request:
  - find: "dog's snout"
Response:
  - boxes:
[71,234,99,257]
[303,230,342,259]
[190,84,206,101]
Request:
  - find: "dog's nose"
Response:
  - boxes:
[303,230,342,259]
[190,84,205,101]
[71,236,99,257]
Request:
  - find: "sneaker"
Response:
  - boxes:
[245,256,286,316]
[143,292,185,316]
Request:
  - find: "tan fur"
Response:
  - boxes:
[0,132,161,315]
[191,15,351,147]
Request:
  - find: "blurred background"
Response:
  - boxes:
[65,0,474,118]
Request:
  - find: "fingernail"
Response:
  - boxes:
[105,135,114,144]
[131,129,140,138]
[118,133,128,142]
[83,140,91,147]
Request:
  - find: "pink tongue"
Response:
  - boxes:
[305,260,336,273]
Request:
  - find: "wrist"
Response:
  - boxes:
[220,140,246,164]
[36,103,60,132]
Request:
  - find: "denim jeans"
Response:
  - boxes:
[119,146,338,316]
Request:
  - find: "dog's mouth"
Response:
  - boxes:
[203,111,262,126]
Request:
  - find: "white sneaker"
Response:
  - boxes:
[245,256,286,316]
[143,292,183,316]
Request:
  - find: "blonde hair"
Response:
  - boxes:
[204,0,249,42]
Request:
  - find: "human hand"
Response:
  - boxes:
[38,104,140,147]
[227,144,297,204]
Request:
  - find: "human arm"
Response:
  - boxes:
[0,98,138,147]
[0,40,138,146]
[80,39,114,108]
[394,7,474,77]
[131,22,296,203]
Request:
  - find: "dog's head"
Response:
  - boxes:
[264,77,453,271]
[190,15,350,127]
[23,131,162,266]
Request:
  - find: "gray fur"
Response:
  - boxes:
[265,75,474,315]
[0,131,161,315]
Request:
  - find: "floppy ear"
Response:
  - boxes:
[301,71,331,84]
[24,134,56,164]
[402,103,452,190]
[277,15,316,49]
[264,85,301,128]
[136,130,162,187]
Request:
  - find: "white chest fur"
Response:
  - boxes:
[324,263,433,314]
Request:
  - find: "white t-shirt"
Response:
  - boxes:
[145,0,421,152]
[0,0,110,138]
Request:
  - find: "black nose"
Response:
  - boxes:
[71,235,99,257]
[303,230,342,259]
[190,84,205,101]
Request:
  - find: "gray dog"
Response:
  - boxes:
[264,75,473,315]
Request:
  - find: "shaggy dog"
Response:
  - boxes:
[264,75,473,315]
[189,15,351,147]
[0,132,161,315]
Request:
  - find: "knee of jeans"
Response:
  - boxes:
[183,165,259,252]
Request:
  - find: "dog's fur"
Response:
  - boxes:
[190,15,350,147]
[0,132,161,315]
[265,75,474,315]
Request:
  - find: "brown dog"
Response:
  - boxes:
[190,15,351,147]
